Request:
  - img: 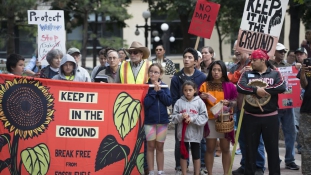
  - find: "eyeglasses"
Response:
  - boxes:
[128,50,140,55]
[277,50,287,54]
[155,49,163,51]
[149,71,160,75]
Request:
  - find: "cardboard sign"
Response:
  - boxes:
[236,0,289,57]
[0,74,148,175]
[28,10,66,65]
[188,0,220,39]
[277,66,302,109]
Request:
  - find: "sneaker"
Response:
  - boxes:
[157,171,165,175]
[254,169,264,175]
[235,148,242,155]
[285,162,300,170]
[175,169,182,175]
[232,166,244,175]
[200,167,208,175]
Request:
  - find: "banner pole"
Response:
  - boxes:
[229,98,245,175]
[194,36,200,50]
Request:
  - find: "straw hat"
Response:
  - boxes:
[127,41,150,59]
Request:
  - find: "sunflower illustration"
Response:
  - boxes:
[0,78,55,140]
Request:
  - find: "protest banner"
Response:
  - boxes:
[277,66,302,109]
[188,0,220,49]
[28,10,66,65]
[236,0,289,57]
[0,74,148,175]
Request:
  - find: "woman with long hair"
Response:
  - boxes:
[199,60,237,175]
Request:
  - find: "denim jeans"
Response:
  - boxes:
[278,108,297,164]
[236,110,265,170]
[294,107,302,152]
[200,138,206,167]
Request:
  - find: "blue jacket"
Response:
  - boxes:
[144,80,172,124]
[170,68,206,107]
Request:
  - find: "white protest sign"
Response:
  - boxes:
[27,10,66,65]
[236,0,289,57]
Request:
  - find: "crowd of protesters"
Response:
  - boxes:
[3,30,311,175]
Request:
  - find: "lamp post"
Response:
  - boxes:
[154,23,175,54]
[135,11,151,47]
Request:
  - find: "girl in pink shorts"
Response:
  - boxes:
[144,63,172,175]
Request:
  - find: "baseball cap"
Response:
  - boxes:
[197,51,202,58]
[276,43,288,51]
[67,48,80,55]
[295,47,308,55]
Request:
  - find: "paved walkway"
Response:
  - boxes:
[156,129,302,175]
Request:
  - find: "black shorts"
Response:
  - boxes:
[180,142,200,160]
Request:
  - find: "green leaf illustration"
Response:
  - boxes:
[95,135,130,171]
[136,153,144,175]
[113,92,141,140]
[21,143,50,175]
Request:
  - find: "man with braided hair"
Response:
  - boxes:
[237,49,286,175]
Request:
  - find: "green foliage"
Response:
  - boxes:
[213,0,245,42]
[145,0,197,20]
[289,0,311,28]
[48,0,132,32]
[98,37,128,49]
[0,0,38,19]
[0,0,38,54]
[66,41,82,50]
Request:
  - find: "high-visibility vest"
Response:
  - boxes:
[120,60,149,84]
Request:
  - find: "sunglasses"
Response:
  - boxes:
[128,50,140,55]
[155,49,163,51]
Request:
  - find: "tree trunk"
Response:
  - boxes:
[7,6,15,55]
[179,13,191,49]
[81,10,89,68]
[288,2,301,51]
[215,22,223,60]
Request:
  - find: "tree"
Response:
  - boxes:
[213,0,244,60]
[145,0,196,50]
[0,0,38,55]
[288,0,304,51]
[145,0,244,60]
[49,0,132,67]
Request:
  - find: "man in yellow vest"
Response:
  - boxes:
[115,41,150,174]
[115,41,150,83]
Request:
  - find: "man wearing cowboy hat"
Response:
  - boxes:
[115,41,150,84]
[115,41,150,174]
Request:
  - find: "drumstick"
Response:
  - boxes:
[255,99,264,112]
